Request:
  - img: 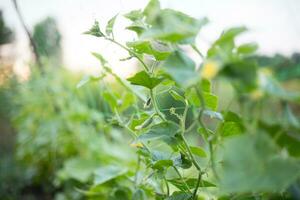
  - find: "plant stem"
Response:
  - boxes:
[173,166,191,193]
[192,172,202,199]
[105,37,149,72]
[12,0,43,71]
[177,101,203,200]
[150,89,166,121]
[191,44,204,59]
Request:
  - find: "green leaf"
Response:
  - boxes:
[91,52,108,66]
[217,26,248,43]
[125,21,147,35]
[127,40,171,61]
[173,153,192,169]
[58,158,100,183]
[124,9,143,21]
[143,0,160,24]
[84,20,104,37]
[166,191,192,200]
[237,43,258,55]
[76,74,104,88]
[106,14,118,36]
[152,159,173,170]
[259,120,300,157]
[102,91,118,110]
[94,165,128,185]
[161,51,198,87]
[138,121,180,141]
[142,8,208,44]
[221,121,243,137]
[218,133,300,193]
[127,70,163,89]
[168,178,216,191]
[207,26,247,61]
[200,78,211,93]
[169,90,185,103]
[186,89,218,111]
[220,60,258,92]
[132,189,147,200]
[190,146,207,157]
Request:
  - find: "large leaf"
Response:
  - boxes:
[127,40,171,61]
[127,71,163,89]
[218,133,300,193]
[58,158,100,183]
[161,51,198,87]
[138,121,180,141]
[94,165,128,185]
[142,7,208,44]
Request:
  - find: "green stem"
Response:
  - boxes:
[173,166,191,193]
[106,38,149,72]
[150,89,166,121]
[192,173,202,199]
[191,44,204,59]
[178,101,203,200]
[103,66,146,103]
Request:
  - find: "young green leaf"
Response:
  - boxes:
[190,146,207,157]
[106,14,118,37]
[237,43,258,55]
[84,20,104,37]
[91,52,108,66]
[127,70,163,89]
[76,74,105,88]
[124,9,143,21]
[152,159,173,170]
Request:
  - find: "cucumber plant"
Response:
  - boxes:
[80,0,300,199]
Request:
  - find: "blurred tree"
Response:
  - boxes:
[0,10,14,45]
[33,17,62,67]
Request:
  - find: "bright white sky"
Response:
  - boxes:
[1,0,300,76]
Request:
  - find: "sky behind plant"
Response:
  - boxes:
[1,0,300,76]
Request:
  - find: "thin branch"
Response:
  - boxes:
[11,0,42,70]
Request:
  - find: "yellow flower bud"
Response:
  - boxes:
[130,142,144,148]
[201,60,220,79]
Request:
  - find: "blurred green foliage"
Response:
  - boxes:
[32,17,62,66]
